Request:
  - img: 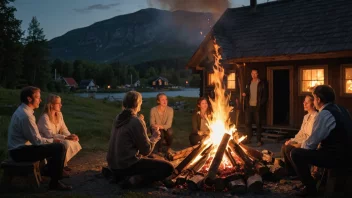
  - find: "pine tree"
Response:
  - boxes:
[0,0,24,88]
[23,16,51,90]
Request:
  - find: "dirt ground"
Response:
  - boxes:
[1,143,326,198]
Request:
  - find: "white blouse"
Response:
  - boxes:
[291,111,318,146]
[37,112,71,140]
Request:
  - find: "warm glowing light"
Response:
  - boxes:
[200,31,203,35]
[107,85,111,89]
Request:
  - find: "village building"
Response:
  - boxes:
[152,76,169,89]
[186,0,352,132]
[79,79,98,92]
[61,77,78,91]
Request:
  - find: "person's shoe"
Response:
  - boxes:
[256,141,263,147]
[294,186,318,197]
[49,180,72,191]
[64,166,72,171]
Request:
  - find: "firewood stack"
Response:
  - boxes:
[167,134,273,193]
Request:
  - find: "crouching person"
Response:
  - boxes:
[107,91,174,188]
[7,86,71,190]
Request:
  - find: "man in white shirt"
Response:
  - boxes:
[7,86,72,191]
[290,85,351,197]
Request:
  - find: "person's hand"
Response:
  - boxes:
[65,134,79,141]
[242,93,246,97]
[151,127,161,141]
[198,131,204,136]
[138,114,144,120]
[54,139,62,143]
[284,140,291,145]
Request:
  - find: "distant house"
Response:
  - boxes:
[79,79,98,92]
[152,76,169,89]
[62,77,78,91]
[133,80,141,87]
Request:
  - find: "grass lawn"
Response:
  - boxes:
[0,88,197,162]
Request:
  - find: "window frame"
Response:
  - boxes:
[226,71,236,90]
[340,64,352,97]
[298,65,328,95]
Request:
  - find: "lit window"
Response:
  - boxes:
[227,72,236,89]
[208,73,215,86]
[301,68,325,92]
[152,81,156,85]
[344,67,352,94]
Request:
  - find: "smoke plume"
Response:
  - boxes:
[147,0,231,15]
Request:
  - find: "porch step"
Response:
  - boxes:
[261,132,285,142]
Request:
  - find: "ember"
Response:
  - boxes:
[168,40,270,193]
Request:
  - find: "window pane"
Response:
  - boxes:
[302,80,324,92]
[227,73,236,89]
[208,73,214,85]
[302,69,312,80]
[346,80,352,93]
[345,68,352,79]
[312,69,324,80]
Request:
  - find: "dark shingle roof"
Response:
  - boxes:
[213,0,352,60]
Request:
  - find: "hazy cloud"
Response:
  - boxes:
[74,3,120,13]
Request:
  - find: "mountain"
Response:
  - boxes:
[49,8,214,65]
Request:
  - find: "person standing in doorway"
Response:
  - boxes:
[242,68,268,147]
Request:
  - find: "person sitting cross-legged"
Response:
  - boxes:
[107,91,174,188]
[189,97,212,146]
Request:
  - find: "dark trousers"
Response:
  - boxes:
[189,133,207,146]
[245,106,262,142]
[281,144,297,176]
[9,143,66,181]
[154,128,173,153]
[112,158,174,184]
[290,148,341,191]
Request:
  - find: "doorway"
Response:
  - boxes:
[267,66,293,126]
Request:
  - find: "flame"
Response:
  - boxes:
[188,39,247,173]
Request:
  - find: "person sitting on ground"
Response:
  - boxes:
[290,85,352,197]
[189,97,212,146]
[7,86,72,191]
[37,94,82,171]
[150,93,174,155]
[107,91,174,188]
[281,94,318,178]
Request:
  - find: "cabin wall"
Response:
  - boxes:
[198,57,352,129]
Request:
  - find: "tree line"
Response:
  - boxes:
[0,0,200,92]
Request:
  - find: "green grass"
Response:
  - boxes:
[0,88,197,162]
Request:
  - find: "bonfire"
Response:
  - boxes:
[168,40,274,192]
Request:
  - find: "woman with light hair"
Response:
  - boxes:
[37,94,82,171]
[107,91,174,188]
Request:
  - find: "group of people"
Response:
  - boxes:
[6,80,351,195]
[281,85,352,196]
[7,86,81,190]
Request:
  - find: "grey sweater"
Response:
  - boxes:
[107,114,156,170]
[149,106,174,130]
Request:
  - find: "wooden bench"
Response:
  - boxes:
[0,159,42,189]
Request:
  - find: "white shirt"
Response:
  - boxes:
[37,112,71,141]
[291,111,318,145]
[7,103,53,150]
[302,103,336,150]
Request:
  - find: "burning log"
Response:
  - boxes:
[239,143,263,161]
[255,162,270,176]
[175,171,189,185]
[174,140,210,175]
[214,178,226,191]
[168,145,199,161]
[188,153,210,173]
[206,133,231,180]
[186,174,205,190]
[229,140,254,171]
[225,148,237,168]
[246,174,263,193]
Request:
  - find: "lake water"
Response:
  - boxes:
[75,88,200,100]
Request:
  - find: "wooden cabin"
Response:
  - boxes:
[186,0,352,132]
[152,76,169,89]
